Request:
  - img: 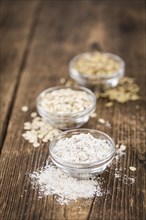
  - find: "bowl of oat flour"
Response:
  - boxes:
[49,129,115,179]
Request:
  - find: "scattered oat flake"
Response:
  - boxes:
[60,77,66,84]
[105,102,113,107]
[115,173,121,179]
[123,176,135,185]
[95,92,100,99]
[22,113,62,147]
[115,144,126,160]
[24,125,31,130]
[21,106,29,112]
[105,121,111,128]
[98,118,105,124]
[99,77,140,103]
[120,144,126,151]
[91,112,97,118]
[65,80,76,86]
[31,112,37,118]
[33,142,40,148]
[129,166,136,171]
[135,105,140,110]
[97,118,111,127]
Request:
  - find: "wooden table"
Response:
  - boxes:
[0,1,145,220]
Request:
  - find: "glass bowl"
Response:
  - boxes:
[36,86,96,130]
[69,52,125,90]
[49,129,115,179]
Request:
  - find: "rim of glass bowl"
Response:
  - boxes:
[49,129,115,169]
[36,86,96,118]
[69,52,125,80]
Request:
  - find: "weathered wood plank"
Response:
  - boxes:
[0,1,145,220]
[0,1,42,149]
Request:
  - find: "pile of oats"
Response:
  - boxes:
[22,112,62,147]
[59,77,140,104]
[96,77,140,103]
[73,52,120,76]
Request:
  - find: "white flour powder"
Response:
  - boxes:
[53,133,112,163]
[30,162,102,205]
[30,143,136,205]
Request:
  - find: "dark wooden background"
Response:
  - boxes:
[0,1,145,220]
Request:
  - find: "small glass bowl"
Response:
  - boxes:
[36,86,96,130]
[69,52,125,90]
[49,129,115,179]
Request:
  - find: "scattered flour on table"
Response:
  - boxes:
[30,162,103,205]
[115,144,126,160]
[29,143,136,205]
[114,144,136,184]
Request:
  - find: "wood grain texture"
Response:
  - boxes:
[0,1,145,220]
[0,1,42,149]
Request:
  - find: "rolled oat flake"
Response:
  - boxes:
[39,88,92,114]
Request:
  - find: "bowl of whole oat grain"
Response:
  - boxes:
[69,52,125,90]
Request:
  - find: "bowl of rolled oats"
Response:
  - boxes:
[37,86,96,130]
[69,52,125,89]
